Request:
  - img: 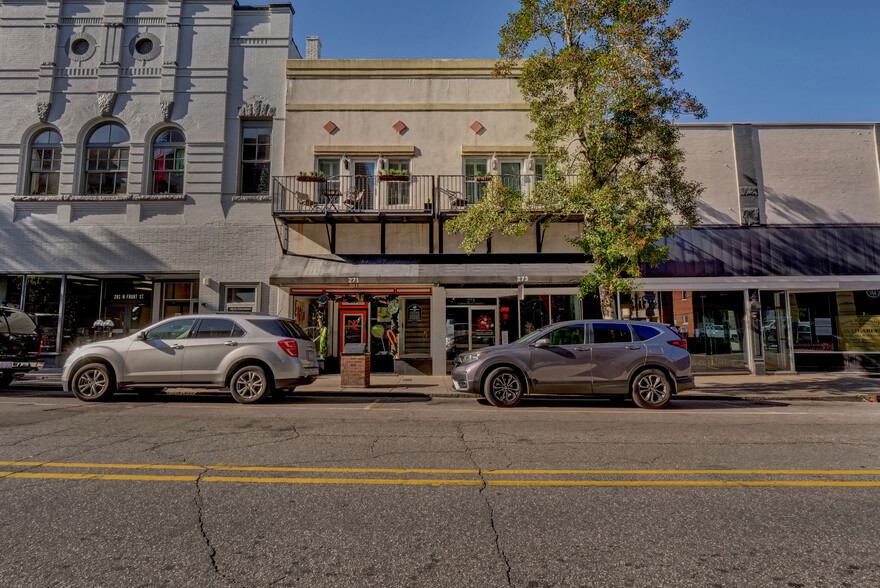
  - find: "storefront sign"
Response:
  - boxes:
[344,315,363,344]
[407,304,422,323]
[226,305,253,313]
[838,315,880,352]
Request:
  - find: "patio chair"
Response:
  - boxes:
[295,192,319,212]
[343,189,365,211]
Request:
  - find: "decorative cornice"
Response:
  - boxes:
[461,146,536,157]
[12,194,187,202]
[231,194,272,203]
[313,145,416,157]
[286,59,523,78]
[286,103,529,112]
[239,96,276,119]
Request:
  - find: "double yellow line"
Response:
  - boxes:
[2,461,880,487]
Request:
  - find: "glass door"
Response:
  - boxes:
[353,161,375,210]
[762,290,793,372]
[470,307,498,350]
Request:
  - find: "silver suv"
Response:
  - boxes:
[451,320,694,409]
[63,313,318,404]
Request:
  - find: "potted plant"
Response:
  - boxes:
[474,175,493,182]
[378,168,410,182]
[297,170,327,183]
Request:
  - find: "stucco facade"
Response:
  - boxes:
[0,0,298,359]
[274,59,880,376]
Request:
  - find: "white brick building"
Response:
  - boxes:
[0,0,299,361]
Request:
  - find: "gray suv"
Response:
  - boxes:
[63,313,318,404]
[451,320,694,409]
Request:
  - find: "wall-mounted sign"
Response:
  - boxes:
[226,305,252,313]
[407,304,422,323]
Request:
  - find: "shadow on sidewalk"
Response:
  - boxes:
[695,375,880,396]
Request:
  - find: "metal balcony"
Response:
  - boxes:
[272,175,435,222]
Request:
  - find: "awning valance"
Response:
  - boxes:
[270,255,590,287]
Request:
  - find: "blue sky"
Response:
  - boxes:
[254,0,879,123]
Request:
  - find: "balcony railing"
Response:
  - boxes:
[272,174,579,217]
[273,175,435,215]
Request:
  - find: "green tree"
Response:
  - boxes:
[446,0,706,318]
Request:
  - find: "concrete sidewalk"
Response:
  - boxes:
[294,372,880,402]
[15,368,880,402]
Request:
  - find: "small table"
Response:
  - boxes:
[319,188,342,212]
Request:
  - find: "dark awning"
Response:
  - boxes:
[270,255,591,286]
[646,225,880,278]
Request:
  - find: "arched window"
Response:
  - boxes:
[84,123,129,194]
[28,129,62,195]
[151,128,185,194]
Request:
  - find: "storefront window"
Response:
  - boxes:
[163,281,198,317]
[104,280,153,336]
[790,291,880,354]
[400,298,430,356]
[370,296,400,370]
[63,277,101,351]
[520,295,550,335]
[0,275,24,308]
[25,276,62,353]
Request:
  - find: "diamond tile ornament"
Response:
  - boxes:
[470,121,484,134]
[323,121,338,134]
[392,120,407,134]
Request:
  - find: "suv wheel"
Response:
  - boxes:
[631,369,672,409]
[229,365,273,404]
[71,363,116,402]
[483,367,524,408]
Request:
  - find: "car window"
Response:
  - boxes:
[546,325,585,346]
[192,318,245,339]
[592,323,633,344]
[145,318,196,340]
[632,324,662,341]
[250,319,308,339]
[3,311,38,335]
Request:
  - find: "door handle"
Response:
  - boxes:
[626,346,641,350]
[170,344,184,350]
[574,347,590,352]
[224,341,238,346]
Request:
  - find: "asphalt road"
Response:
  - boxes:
[1,384,880,587]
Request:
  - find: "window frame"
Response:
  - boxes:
[222,284,260,313]
[239,121,272,195]
[26,129,63,196]
[83,122,130,195]
[150,128,186,195]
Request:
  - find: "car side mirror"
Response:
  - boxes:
[533,338,552,349]
[135,331,147,340]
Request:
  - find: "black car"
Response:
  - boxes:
[0,306,44,389]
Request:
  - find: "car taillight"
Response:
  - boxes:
[278,339,299,357]
[38,339,43,356]
[668,338,687,350]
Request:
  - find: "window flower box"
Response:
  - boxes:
[297,171,326,183]
[378,169,410,182]
[474,175,493,182]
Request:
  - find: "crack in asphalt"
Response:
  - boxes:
[195,469,229,584]
[457,423,513,588]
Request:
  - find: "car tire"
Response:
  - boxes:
[631,368,672,409]
[229,365,273,404]
[483,367,524,408]
[0,373,14,390]
[71,363,116,402]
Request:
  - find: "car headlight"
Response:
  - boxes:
[456,351,487,365]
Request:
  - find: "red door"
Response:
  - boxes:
[339,308,367,355]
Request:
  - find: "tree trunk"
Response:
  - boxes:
[598,285,617,319]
